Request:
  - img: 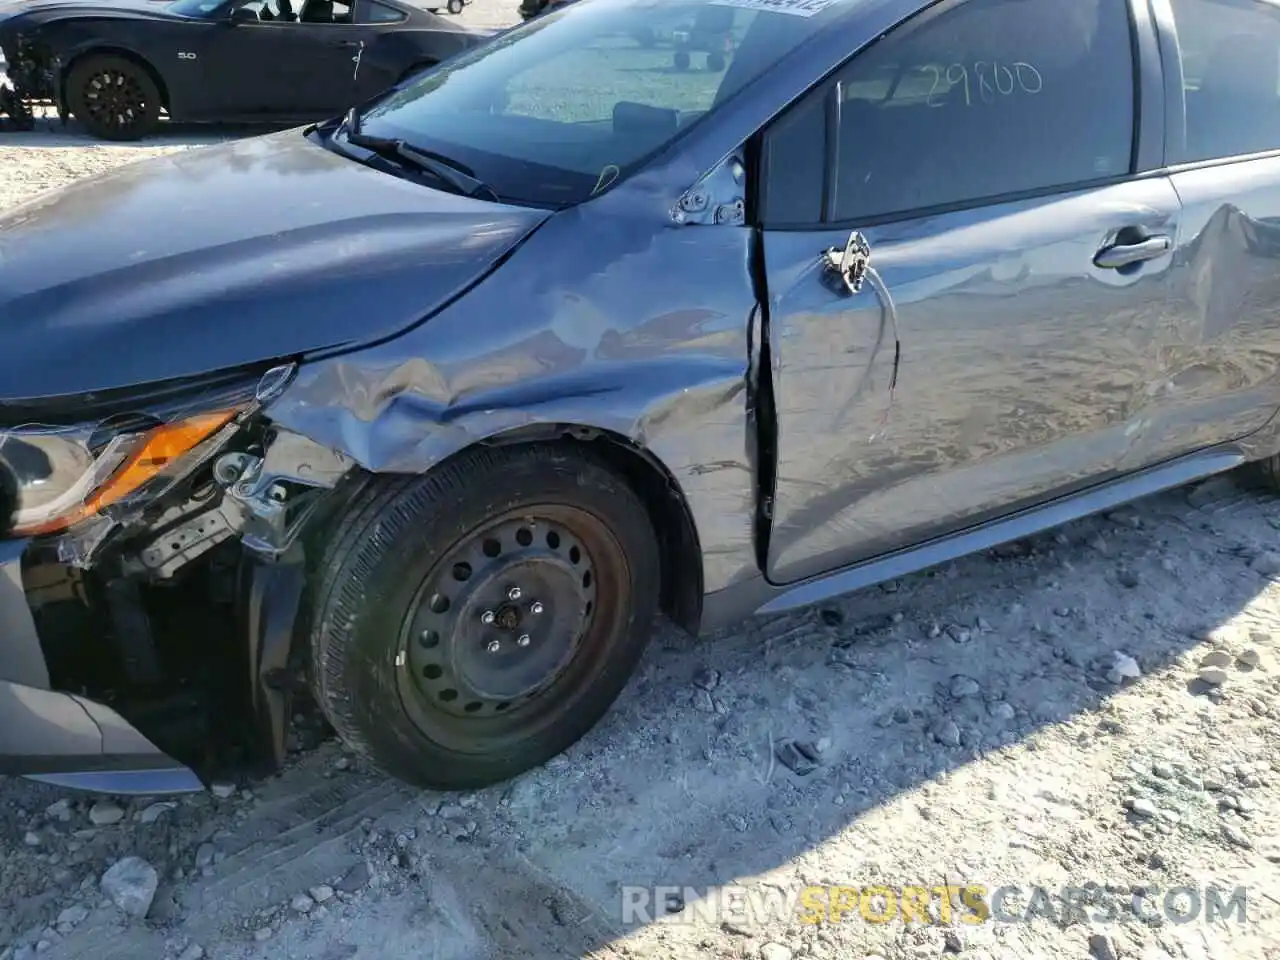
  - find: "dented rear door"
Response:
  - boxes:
[756,0,1183,585]
[1142,0,1280,461]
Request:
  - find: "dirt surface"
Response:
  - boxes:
[4,4,1280,959]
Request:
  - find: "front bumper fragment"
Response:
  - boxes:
[0,539,204,794]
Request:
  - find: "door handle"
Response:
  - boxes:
[1093,234,1172,270]
[333,39,362,47]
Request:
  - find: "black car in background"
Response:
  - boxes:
[0,0,487,140]
[517,0,575,20]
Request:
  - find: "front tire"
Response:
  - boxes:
[309,444,661,790]
[447,0,464,12]
[66,54,161,142]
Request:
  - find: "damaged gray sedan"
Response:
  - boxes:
[5,0,1280,793]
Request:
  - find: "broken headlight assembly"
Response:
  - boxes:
[0,364,354,574]
[0,367,291,558]
[1,409,243,539]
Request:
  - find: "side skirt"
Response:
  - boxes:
[702,444,1247,630]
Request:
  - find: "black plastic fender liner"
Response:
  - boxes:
[0,538,47,689]
[236,542,308,774]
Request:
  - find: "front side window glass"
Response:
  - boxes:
[361,0,407,22]
[763,0,1136,225]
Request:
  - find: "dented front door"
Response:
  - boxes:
[761,178,1188,585]
[754,0,1186,585]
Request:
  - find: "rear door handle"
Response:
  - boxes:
[1093,234,1172,269]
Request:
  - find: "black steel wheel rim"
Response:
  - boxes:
[82,70,148,134]
[396,506,624,754]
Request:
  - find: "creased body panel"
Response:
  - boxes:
[267,207,762,596]
[763,179,1189,585]
[1153,157,1280,458]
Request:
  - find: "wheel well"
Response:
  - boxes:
[477,426,705,634]
[62,48,170,112]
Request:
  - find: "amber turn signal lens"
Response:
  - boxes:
[16,409,240,537]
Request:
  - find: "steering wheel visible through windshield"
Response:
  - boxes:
[353,0,840,207]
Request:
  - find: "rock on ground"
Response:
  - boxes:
[99,858,158,919]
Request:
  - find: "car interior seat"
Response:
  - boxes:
[1187,33,1280,161]
[690,6,734,48]
[301,0,334,22]
[277,0,298,21]
[712,11,811,108]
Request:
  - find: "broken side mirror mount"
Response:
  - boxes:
[670,148,746,226]
[822,230,871,296]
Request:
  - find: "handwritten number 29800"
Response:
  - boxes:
[923,61,1043,107]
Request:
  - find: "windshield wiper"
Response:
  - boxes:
[335,107,499,202]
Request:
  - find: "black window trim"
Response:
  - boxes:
[756,0,1154,232]
[1153,0,1280,172]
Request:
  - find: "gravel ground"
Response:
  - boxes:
[4,4,1280,959]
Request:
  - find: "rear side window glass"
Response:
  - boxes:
[762,0,1136,226]
[361,0,406,22]
[1169,0,1280,163]
[298,0,351,21]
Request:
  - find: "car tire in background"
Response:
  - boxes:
[447,0,464,12]
[66,54,162,141]
[308,443,661,790]
[1252,454,1280,491]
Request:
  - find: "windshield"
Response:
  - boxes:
[354,0,847,207]
[167,0,227,16]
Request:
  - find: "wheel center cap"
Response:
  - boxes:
[494,604,522,630]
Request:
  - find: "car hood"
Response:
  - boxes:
[0,130,551,402]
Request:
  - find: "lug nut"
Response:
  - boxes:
[481,610,496,625]
[486,640,501,653]
[517,634,531,647]
[508,586,522,601]
[530,601,544,615]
